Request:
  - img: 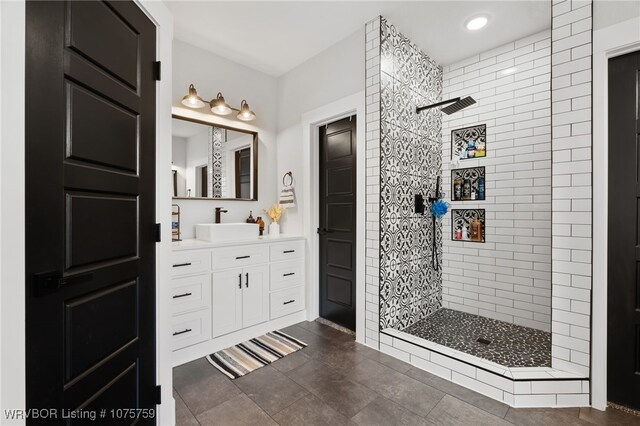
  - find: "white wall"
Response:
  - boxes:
[593,0,640,30]
[172,39,278,239]
[441,30,553,332]
[0,1,26,422]
[275,28,366,234]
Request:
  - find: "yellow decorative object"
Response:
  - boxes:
[264,204,285,223]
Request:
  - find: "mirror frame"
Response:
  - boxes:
[171,114,259,201]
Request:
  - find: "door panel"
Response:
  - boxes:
[212,269,243,337]
[68,1,139,89]
[608,49,640,410]
[66,82,139,172]
[25,1,156,421]
[319,116,357,330]
[242,265,269,328]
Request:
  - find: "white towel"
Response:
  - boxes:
[279,185,296,208]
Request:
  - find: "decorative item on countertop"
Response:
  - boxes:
[171,204,181,241]
[246,211,256,223]
[264,204,286,238]
[256,216,265,236]
[279,171,296,208]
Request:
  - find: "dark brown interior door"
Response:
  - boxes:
[319,116,357,330]
[25,1,157,423]
[608,49,640,410]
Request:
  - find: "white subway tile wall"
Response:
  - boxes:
[550,0,592,378]
[365,17,382,347]
[441,30,553,332]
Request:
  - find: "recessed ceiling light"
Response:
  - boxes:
[466,15,488,31]
[501,67,517,75]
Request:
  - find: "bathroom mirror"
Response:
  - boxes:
[171,115,258,200]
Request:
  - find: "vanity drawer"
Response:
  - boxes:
[171,250,211,277]
[270,260,304,291]
[171,273,211,314]
[211,245,268,270]
[270,286,305,320]
[172,309,211,351]
[269,240,305,262]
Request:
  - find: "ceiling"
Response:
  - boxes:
[165,1,550,77]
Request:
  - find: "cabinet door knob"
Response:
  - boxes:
[238,273,242,289]
[283,272,295,277]
[283,300,295,305]
[245,272,249,288]
[173,328,192,336]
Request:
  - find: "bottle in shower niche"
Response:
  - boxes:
[453,178,462,201]
[462,179,471,200]
[470,218,483,242]
[478,177,485,200]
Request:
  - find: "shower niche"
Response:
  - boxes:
[451,123,486,160]
[451,166,485,201]
[451,209,485,243]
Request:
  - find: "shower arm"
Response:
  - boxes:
[416,98,460,114]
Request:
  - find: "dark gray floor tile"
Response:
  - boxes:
[405,366,509,418]
[196,394,277,426]
[233,365,309,415]
[272,394,354,426]
[336,357,445,417]
[427,395,514,426]
[505,406,587,425]
[579,407,640,425]
[352,396,432,426]
[286,359,379,418]
[173,358,241,416]
[295,320,355,343]
[270,348,312,373]
[174,389,199,426]
[342,341,413,373]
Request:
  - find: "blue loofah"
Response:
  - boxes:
[432,200,450,218]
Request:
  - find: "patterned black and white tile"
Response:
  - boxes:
[403,308,552,368]
[379,17,444,330]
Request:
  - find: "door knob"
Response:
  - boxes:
[317,227,332,235]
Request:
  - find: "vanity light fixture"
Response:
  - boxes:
[181,84,206,108]
[210,92,233,115]
[465,15,488,31]
[237,100,256,122]
[180,84,256,121]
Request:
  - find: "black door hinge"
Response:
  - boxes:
[154,223,161,242]
[154,385,162,405]
[153,61,161,81]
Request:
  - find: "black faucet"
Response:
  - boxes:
[214,207,228,224]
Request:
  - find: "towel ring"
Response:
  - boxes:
[282,171,294,186]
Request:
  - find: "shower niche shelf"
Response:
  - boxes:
[452,209,485,243]
[451,166,485,201]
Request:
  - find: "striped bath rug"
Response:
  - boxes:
[206,330,307,379]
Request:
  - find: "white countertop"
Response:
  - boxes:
[171,235,305,251]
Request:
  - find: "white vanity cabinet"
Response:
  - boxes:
[211,264,269,337]
[170,236,306,362]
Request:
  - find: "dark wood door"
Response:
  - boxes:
[608,49,640,410]
[319,116,357,330]
[25,1,157,423]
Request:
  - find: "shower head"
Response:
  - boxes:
[416,96,476,115]
[441,96,476,115]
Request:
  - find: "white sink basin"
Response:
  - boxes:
[195,223,260,242]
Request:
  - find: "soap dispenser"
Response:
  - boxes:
[246,211,256,223]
